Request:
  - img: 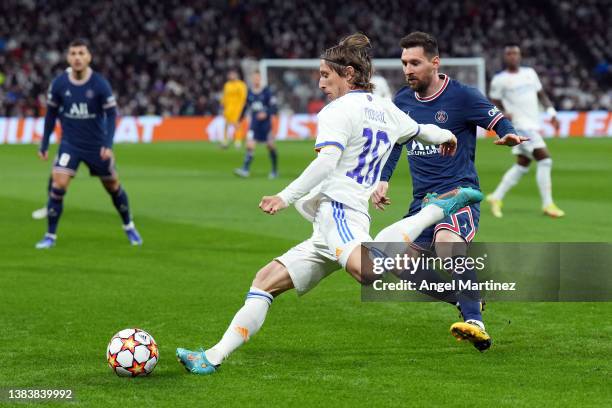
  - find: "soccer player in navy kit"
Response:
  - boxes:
[373,32,527,351]
[234,71,279,179]
[35,39,142,249]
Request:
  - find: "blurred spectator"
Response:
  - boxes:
[0,0,608,116]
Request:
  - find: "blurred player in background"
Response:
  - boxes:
[373,32,526,351]
[234,71,279,179]
[220,69,248,148]
[35,39,142,249]
[371,73,392,99]
[176,33,478,375]
[487,44,564,218]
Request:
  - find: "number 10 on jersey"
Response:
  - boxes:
[346,128,390,187]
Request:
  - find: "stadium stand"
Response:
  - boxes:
[0,0,609,116]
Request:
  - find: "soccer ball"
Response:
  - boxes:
[106,328,158,377]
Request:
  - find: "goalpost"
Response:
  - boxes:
[259,57,486,113]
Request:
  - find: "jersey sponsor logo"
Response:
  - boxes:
[406,139,439,157]
[435,110,448,123]
[65,102,96,119]
[488,106,500,117]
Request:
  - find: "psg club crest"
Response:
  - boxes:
[86,89,95,99]
[435,110,448,123]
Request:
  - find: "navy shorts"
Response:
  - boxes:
[407,200,480,248]
[248,122,271,143]
[53,143,117,179]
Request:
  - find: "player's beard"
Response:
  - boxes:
[406,77,429,93]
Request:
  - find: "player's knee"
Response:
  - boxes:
[537,157,552,168]
[252,261,292,296]
[49,186,66,201]
[103,179,120,193]
[434,230,466,257]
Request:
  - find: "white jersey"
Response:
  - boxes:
[489,67,543,130]
[298,91,420,218]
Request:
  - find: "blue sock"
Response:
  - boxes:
[46,176,52,194]
[242,150,254,171]
[47,187,65,235]
[452,256,483,322]
[269,148,277,173]
[110,186,132,226]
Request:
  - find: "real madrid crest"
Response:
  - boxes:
[435,110,448,123]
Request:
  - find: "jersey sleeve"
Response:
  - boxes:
[463,86,505,131]
[530,68,543,92]
[395,107,420,145]
[489,74,503,100]
[46,78,62,108]
[314,104,351,151]
[99,78,117,110]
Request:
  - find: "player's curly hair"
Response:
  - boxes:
[321,33,374,92]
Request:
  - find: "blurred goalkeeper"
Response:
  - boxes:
[220,69,248,148]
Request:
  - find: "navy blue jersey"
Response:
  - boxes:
[244,86,277,129]
[43,70,117,151]
[381,74,514,200]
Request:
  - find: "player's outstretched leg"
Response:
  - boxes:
[374,187,483,245]
[32,176,52,220]
[176,261,290,375]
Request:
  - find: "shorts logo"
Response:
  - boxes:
[435,110,448,123]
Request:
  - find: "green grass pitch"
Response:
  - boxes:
[0,138,610,407]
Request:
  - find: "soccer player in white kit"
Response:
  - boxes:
[176,34,483,375]
[487,44,564,218]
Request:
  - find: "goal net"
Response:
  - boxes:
[259,57,485,114]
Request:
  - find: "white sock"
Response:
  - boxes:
[536,158,553,207]
[491,164,529,200]
[466,319,486,331]
[205,286,272,366]
[375,205,445,243]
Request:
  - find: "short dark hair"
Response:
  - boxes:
[399,32,439,58]
[68,38,90,50]
[504,42,521,50]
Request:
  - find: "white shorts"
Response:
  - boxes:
[512,128,547,158]
[276,198,371,295]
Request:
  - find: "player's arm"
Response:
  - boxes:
[396,111,457,155]
[537,89,559,131]
[260,106,348,215]
[260,146,342,215]
[464,86,527,147]
[374,143,402,210]
[39,80,61,160]
[100,79,118,160]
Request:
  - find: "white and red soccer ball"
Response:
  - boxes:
[107,328,158,377]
